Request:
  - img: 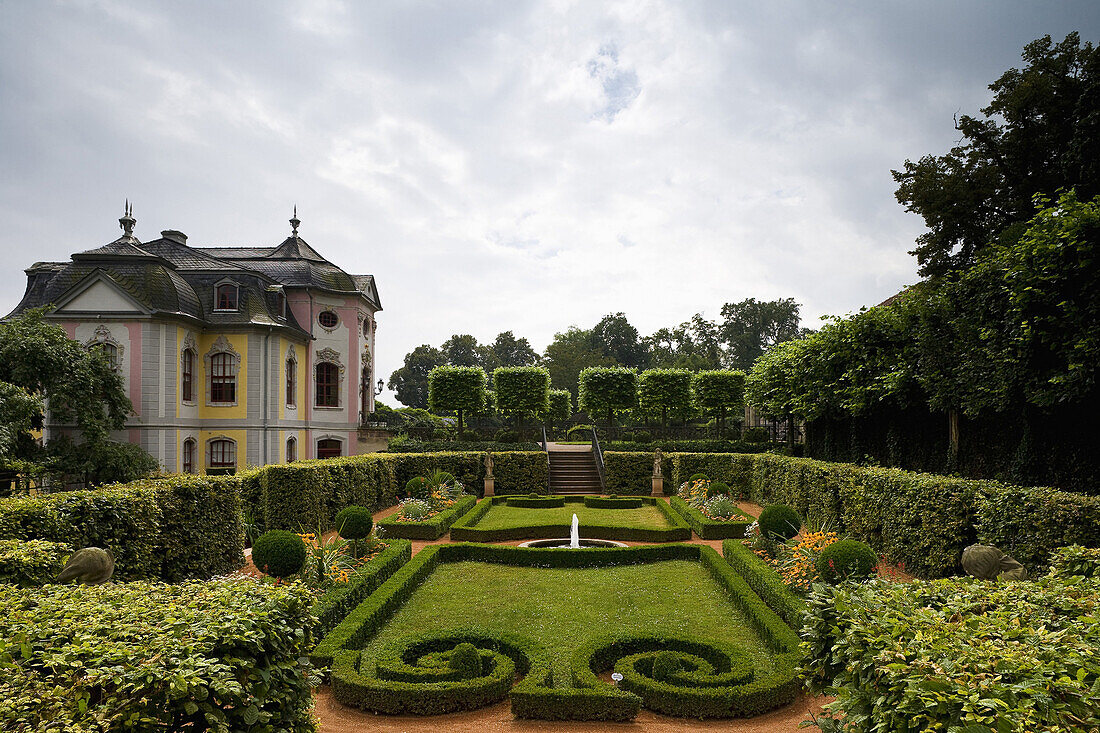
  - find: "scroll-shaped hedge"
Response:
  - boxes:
[583,496,642,509]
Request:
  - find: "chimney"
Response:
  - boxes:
[161,230,187,244]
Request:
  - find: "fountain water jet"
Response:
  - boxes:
[570,513,580,548]
[517,512,628,548]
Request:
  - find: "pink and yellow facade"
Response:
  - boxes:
[6,209,381,473]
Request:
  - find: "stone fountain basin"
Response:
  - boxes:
[516,538,629,548]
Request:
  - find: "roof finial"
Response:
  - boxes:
[290,205,300,237]
[119,199,136,238]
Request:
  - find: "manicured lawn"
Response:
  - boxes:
[361,559,778,674]
[469,503,675,532]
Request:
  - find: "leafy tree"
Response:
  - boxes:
[638,369,693,427]
[543,327,615,401]
[441,334,482,367]
[427,365,486,432]
[591,313,649,367]
[691,370,746,434]
[645,315,723,370]
[493,367,551,425]
[387,345,445,408]
[893,33,1100,277]
[0,309,155,485]
[542,389,572,429]
[489,331,538,367]
[578,366,638,431]
[719,298,803,371]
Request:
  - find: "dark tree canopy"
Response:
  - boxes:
[440,334,482,367]
[894,33,1100,278]
[490,331,539,368]
[388,344,445,408]
[543,327,615,401]
[719,298,803,371]
[590,313,649,368]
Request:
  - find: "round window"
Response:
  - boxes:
[318,310,338,328]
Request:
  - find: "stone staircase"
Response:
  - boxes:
[547,450,603,494]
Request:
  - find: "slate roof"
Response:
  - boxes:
[5,223,380,326]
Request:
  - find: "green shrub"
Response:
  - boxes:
[506,496,565,508]
[801,576,1100,732]
[376,495,478,540]
[758,505,801,541]
[335,505,373,540]
[450,642,483,679]
[1049,545,1100,579]
[650,650,681,682]
[0,539,70,587]
[387,439,542,452]
[0,579,315,732]
[706,481,731,498]
[688,473,709,483]
[704,495,740,520]
[405,476,430,500]
[603,451,671,495]
[743,427,771,442]
[252,530,307,579]
[816,539,877,583]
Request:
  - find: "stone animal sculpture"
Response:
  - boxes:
[961,544,1028,581]
[56,547,115,585]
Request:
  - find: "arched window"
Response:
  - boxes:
[215,283,238,311]
[182,438,196,473]
[286,356,297,408]
[89,342,119,371]
[210,353,236,403]
[209,439,236,472]
[286,437,297,462]
[181,348,195,402]
[315,362,339,407]
[317,438,342,459]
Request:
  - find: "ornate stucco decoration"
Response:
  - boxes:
[82,325,124,372]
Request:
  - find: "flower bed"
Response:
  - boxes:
[376,494,478,540]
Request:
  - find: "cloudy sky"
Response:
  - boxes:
[2,1,1098,401]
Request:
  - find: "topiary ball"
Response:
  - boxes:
[405,476,430,500]
[651,650,682,682]
[687,473,709,484]
[335,505,373,540]
[758,504,801,541]
[252,530,306,579]
[817,539,878,583]
[706,481,731,498]
[449,642,482,679]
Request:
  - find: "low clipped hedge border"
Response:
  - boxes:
[315,540,412,638]
[449,496,691,543]
[387,439,543,453]
[376,495,478,540]
[603,452,1100,577]
[0,474,243,582]
[722,539,806,630]
[670,496,753,540]
[1,579,315,732]
[507,496,565,508]
[583,496,642,509]
[319,543,801,720]
[0,539,70,587]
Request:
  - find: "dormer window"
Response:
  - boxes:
[215,283,238,311]
[276,292,287,318]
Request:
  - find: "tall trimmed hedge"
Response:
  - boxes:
[578,366,637,425]
[428,365,487,432]
[637,369,692,424]
[493,366,551,416]
[601,452,1100,578]
[692,370,746,433]
[0,474,243,581]
[1,579,315,731]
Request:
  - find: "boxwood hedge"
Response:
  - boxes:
[507,495,566,508]
[0,579,316,732]
[0,538,70,587]
[314,539,412,638]
[670,496,753,540]
[376,495,478,540]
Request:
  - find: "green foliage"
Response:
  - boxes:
[602,451,672,496]
[493,366,551,416]
[688,473,709,483]
[543,327,616,403]
[0,538,69,586]
[386,437,542,452]
[376,495,478,540]
[578,366,638,420]
[719,298,805,371]
[816,538,877,583]
[428,365,487,430]
[669,496,753,540]
[335,505,373,540]
[707,481,731,498]
[649,650,681,682]
[801,576,1100,732]
[1049,545,1100,579]
[583,496,642,509]
[758,505,801,541]
[450,642,484,679]
[252,530,306,579]
[0,382,41,460]
[637,369,692,423]
[387,344,445,408]
[314,539,412,641]
[405,476,430,500]
[975,484,1100,573]
[545,389,572,422]
[1,580,316,732]
[691,370,746,431]
[721,540,806,629]
[704,495,739,520]
[607,439,777,453]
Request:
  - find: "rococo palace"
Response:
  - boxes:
[4,206,381,474]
